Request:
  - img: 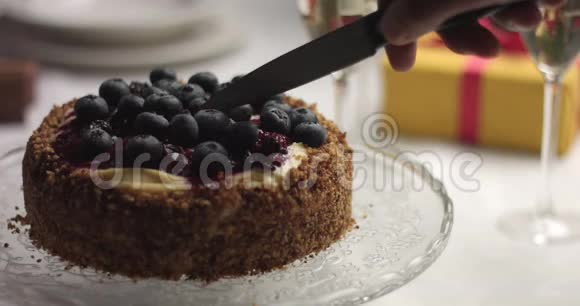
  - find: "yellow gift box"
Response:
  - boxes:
[384,35,579,154]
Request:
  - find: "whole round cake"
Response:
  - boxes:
[22,69,353,281]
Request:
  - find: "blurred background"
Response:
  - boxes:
[1,0,580,305]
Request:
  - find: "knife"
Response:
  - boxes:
[205,3,524,111]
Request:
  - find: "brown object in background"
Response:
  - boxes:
[0,59,37,122]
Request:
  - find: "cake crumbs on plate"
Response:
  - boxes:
[7,214,29,234]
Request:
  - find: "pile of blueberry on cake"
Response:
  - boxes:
[22,68,353,281]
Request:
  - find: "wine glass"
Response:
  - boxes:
[296,0,378,126]
[498,0,580,244]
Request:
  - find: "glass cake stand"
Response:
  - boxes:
[0,145,453,306]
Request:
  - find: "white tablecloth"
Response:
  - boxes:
[2,1,580,305]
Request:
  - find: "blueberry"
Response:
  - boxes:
[74,95,109,122]
[154,79,181,95]
[149,67,177,84]
[142,86,166,98]
[261,108,291,135]
[191,141,230,176]
[80,128,114,158]
[229,104,253,122]
[184,97,207,115]
[144,93,183,120]
[293,122,327,148]
[99,78,130,108]
[124,135,164,167]
[194,109,230,140]
[134,112,169,138]
[262,100,292,114]
[169,114,199,147]
[188,72,219,93]
[175,83,205,104]
[156,94,184,119]
[227,121,259,150]
[143,93,162,111]
[117,94,144,119]
[290,107,318,129]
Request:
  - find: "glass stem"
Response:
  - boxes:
[537,75,562,218]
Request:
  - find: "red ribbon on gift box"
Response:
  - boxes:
[422,20,528,144]
[459,57,491,144]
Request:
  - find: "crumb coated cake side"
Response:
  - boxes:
[22,97,353,281]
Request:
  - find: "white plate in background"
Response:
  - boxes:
[3,17,242,68]
[5,0,211,44]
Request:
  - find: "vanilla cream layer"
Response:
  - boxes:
[90,143,307,192]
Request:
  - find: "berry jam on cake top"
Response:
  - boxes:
[54,68,327,180]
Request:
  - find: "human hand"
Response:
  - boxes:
[379,0,565,71]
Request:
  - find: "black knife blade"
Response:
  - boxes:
[205,3,522,111]
[205,11,384,111]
